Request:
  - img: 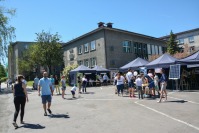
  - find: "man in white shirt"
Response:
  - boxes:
[126,69,135,98]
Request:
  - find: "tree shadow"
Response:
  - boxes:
[17,123,45,129]
[48,113,70,119]
[168,100,188,103]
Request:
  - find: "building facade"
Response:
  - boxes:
[160,28,199,52]
[8,41,33,80]
[63,23,167,69]
[8,41,63,80]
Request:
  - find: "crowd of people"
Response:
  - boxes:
[114,69,168,103]
[11,69,167,128]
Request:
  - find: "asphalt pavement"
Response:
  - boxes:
[0,84,199,133]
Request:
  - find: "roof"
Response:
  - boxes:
[70,65,96,73]
[92,65,110,72]
[176,50,199,64]
[63,27,166,47]
[145,53,177,68]
[159,28,199,39]
[120,57,149,70]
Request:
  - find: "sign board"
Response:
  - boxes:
[169,64,181,79]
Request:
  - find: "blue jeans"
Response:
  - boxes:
[117,84,124,95]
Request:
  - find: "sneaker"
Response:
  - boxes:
[44,112,47,116]
[157,101,161,103]
[12,121,18,128]
[47,109,52,114]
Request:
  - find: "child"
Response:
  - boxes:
[71,84,77,98]
[135,75,143,99]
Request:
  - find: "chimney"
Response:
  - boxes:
[98,22,105,28]
[106,22,113,28]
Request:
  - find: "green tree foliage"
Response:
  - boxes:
[0,1,15,63]
[62,64,78,84]
[0,63,6,78]
[167,30,179,55]
[20,31,63,75]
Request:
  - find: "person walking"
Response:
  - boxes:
[50,75,55,95]
[77,76,82,94]
[54,75,61,95]
[157,69,167,103]
[136,75,143,99]
[34,76,39,90]
[38,72,53,116]
[61,76,66,99]
[12,75,29,128]
[82,76,87,93]
[115,72,125,96]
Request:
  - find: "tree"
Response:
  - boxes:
[167,30,179,55]
[0,1,15,64]
[0,63,6,78]
[29,31,63,74]
[62,64,78,84]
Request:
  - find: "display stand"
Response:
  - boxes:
[169,64,181,91]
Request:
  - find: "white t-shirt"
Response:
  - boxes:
[126,72,133,82]
[136,78,143,86]
[71,86,77,91]
[115,76,125,85]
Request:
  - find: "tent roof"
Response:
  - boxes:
[70,65,96,73]
[92,66,110,72]
[145,53,177,68]
[120,57,149,70]
[179,50,199,61]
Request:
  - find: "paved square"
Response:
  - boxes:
[0,85,199,133]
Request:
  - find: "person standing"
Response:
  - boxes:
[126,69,135,98]
[38,72,53,116]
[50,75,55,95]
[136,75,143,99]
[12,75,29,128]
[82,76,87,93]
[77,76,82,94]
[157,69,167,103]
[34,76,39,90]
[115,72,125,96]
[103,74,108,86]
[61,76,66,99]
[154,73,160,97]
[54,75,61,95]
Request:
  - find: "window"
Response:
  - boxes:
[122,41,132,53]
[159,46,162,54]
[151,45,155,54]
[188,36,194,43]
[84,59,89,67]
[90,57,97,67]
[90,41,96,51]
[155,45,158,55]
[143,44,147,54]
[84,43,89,53]
[69,54,74,61]
[138,43,142,53]
[134,42,138,53]
[78,60,83,65]
[178,39,184,45]
[147,44,151,54]
[78,46,82,54]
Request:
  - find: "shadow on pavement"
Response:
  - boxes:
[168,100,188,103]
[83,92,95,94]
[49,114,70,119]
[17,123,45,129]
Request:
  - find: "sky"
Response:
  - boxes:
[2,0,199,43]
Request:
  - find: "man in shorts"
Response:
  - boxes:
[126,69,135,97]
[157,69,167,103]
[38,72,53,116]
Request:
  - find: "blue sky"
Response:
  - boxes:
[2,0,199,42]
